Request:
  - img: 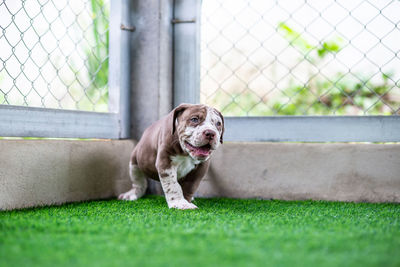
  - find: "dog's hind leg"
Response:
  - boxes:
[118,161,148,201]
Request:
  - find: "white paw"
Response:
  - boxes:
[118,188,143,201]
[168,199,198,210]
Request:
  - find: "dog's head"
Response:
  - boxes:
[172,103,224,161]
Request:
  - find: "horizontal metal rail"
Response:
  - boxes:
[0,105,121,139]
[224,116,400,142]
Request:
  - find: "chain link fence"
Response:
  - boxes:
[200,0,400,116]
[0,0,109,112]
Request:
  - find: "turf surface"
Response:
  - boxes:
[1,196,399,267]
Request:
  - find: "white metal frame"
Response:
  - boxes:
[0,0,131,139]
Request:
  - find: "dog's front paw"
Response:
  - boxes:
[168,199,198,210]
[118,188,143,201]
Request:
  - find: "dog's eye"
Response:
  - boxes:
[216,121,221,127]
[190,117,199,123]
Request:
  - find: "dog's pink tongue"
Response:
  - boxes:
[193,146,210,157]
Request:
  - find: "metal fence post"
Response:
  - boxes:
[173,0,201,106]
[109,0,132,139]
[129,0,174,140]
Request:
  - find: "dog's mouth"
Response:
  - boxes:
[185,142,212,158]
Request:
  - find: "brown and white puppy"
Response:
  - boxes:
[118,103,224,210]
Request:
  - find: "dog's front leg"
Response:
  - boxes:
[158,166,198,210]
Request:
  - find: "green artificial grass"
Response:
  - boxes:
[1,196,399,267]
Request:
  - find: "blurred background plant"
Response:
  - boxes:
[83,0,109,110]
[206,23,399,116]
[67,0,109,111]
[201,0,400,116]
[0,0,109,111]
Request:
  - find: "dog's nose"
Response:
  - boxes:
[203,129,216,140]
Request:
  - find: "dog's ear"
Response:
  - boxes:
[214,109,225,144]
[172,103,192,135]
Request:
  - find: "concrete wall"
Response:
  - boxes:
[0,140,134,210]
[197,143,400,202]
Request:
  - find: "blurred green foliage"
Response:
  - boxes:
[66,0,109,111]
[88,0,109,92]
[84,0,109,110]
[213,23,398,116]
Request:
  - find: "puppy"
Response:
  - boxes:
[118,103,224,209]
